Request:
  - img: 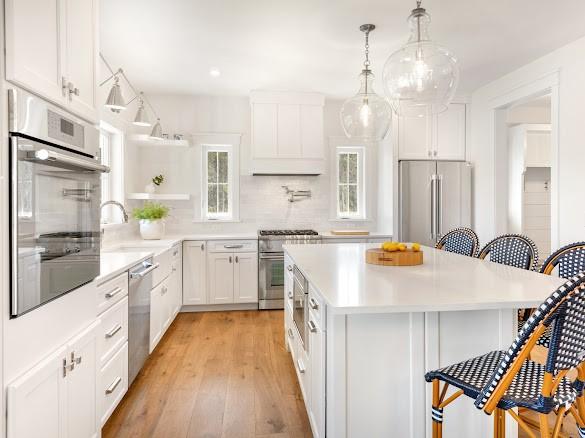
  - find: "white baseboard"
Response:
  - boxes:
[180,303,259,313]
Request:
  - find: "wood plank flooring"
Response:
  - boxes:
[102,310,312,438]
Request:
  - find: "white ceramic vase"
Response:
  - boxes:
[144,182,156,194]
[139,219,165,240]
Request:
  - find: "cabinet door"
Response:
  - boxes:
[5,0,67,105]
[277,104,301,157]
[150,283,163,352]
[252,103,278,158]
[7,345,68,438]
[234,252,258,303]
[171,245,183,315]
[301,105,324,159]
[208,253,234,304]
[398,115,432,160]
[308,317,325,438]
[65,0,98,121]
[435,103,466,160]
[160,281,173,332]
[66,321,98,438]
[182,241,207,305]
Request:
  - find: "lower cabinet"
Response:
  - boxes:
[308,314,325,438]
[98,342,128,426]
[183,241,207,305]
[208,251,258,304]
[150,280,172,352]
[7,321,99,438]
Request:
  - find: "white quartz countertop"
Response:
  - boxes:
[319,231,392,239]
[284,243,565,314]
[97,251,153,284]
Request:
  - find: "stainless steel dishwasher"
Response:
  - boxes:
[128,259,158,385]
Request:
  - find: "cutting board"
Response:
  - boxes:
[365,248,423,266]
[330,230,370,236]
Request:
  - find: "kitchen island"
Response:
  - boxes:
[283,243,565,438]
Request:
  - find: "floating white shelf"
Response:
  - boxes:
[127,193,191,201]
[130,134,190,148]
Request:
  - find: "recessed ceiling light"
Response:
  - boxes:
[209,68,221,77]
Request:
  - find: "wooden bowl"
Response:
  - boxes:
[365,248,423,266]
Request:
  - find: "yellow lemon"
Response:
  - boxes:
[412,243,421,252]
[398,243,407,252]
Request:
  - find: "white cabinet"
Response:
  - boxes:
[5,0,98,121]
[250,91,325,175]
[208,253,235,304]
[208,243,258,304]
[397,103,466,161]
[234,252,259,303]
[170,244,183,316]
[150,280,172,352]
[308,314,325,438]
[183,241,207,305]
[7,321,99,438]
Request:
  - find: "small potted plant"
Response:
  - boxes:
[145,174,165,194]
[132,202,170,240]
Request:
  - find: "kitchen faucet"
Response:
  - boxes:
[100,200,129,223]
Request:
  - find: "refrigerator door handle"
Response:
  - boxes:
[430,175,438,241]
[437,175,443,239]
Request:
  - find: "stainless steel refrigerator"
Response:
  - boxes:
[399,161,472,247]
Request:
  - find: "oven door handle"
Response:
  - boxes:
[26,149,110,173]
[259,254,284,261]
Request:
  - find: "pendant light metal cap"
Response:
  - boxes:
[149,119,163,139]
[105,78,126,111]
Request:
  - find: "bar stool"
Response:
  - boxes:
[425,272,585,438]
[478,234,539,271]
[435,227,480,257]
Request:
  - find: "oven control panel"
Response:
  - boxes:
[47,110,85,150]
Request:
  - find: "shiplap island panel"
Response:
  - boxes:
[283,243,565,438]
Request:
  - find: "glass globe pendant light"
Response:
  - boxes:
[382,0,459,118]
[340,24,392,141]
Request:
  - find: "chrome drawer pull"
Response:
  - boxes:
[296,359,306,374]
[224,244,243,249]
[105,376,122,395]
[105,287,123,299]
[288,328,294,339]
[105,324,122,339]
[309,297,319,310]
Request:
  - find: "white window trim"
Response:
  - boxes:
[99,122,125,225]
[335,146,366,220]
[193,133,242,223]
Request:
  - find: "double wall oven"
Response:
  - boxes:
[258,230,321,310]
[9,89,109,317]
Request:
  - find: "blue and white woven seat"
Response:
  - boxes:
[435,227,479,257]
[425,350,577,413]
[425,273,585,438]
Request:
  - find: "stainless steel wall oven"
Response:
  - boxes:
[9,89,109,317]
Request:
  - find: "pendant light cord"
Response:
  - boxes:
[363,28,370,95]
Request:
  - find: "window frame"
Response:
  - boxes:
[99,122,124,225]
[335,146,366,220]
[202,144,235,221]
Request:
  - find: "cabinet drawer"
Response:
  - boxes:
[98,297,128,367]
[99,342,128,426]
[208,240,258,253]
[308,284,325,326]
[295,345,310,403]
[96,272,128,315]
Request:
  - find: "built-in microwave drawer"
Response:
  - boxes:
[98,297,128,367]
[99,341,128,426]
[208,240,258,253]
[96,272,129,316]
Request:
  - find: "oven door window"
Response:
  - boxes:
[11,138,101,317]
[259,255,284,300]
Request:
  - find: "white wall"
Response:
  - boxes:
[470,35,585,246]
[123,94,389,235]
[506,105,551,125]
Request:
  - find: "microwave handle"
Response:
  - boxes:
[26,149,110,173]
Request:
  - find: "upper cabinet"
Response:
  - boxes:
[5,0,98,122]
[250,91,325,175]
[397,103,466,161]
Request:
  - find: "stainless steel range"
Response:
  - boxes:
[258,230,321,310]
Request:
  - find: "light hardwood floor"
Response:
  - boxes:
[103,310,312,438]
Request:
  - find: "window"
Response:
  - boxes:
[99,122,124,224]
[203,145,235,220]
[336,147,365,219]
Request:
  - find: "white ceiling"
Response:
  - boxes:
[100,0,585,99]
